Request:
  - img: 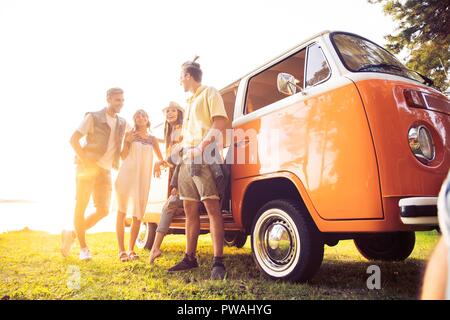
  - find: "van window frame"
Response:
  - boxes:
[243,46,308,115]
[329,31,423,83]
[305,42,332,88]
[220,83,239,147]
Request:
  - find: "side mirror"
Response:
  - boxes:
[277,73,303,96]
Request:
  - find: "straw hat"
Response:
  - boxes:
[162,101,184,114]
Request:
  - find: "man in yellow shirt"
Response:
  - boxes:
[168,57,228,280]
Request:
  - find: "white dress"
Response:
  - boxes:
[115,135,154,220]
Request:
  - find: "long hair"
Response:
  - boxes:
[133,109,150,131]
[163,109,183,151]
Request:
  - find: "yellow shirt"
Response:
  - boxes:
[182,85,228,148]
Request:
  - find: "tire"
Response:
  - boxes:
[224,231,247,248]
[136,223,157,250]
[251,199,324,282]
[354,232,416,261]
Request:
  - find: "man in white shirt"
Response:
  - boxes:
[61,88,127,260]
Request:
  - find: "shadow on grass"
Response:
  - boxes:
[153,253,426,299]
[310,258,425,298]
[180,248,426,299]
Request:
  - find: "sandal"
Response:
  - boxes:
[119,251,129,262]
[128,251,139,261]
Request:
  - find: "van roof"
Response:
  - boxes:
[220,30,331,92]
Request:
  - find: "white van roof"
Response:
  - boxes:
[220,30,331,92]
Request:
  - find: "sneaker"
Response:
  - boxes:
[79,248,92,261]
[211,261,226,280]
[168,254,198,272]
[61,230,76,257]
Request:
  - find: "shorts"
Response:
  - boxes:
[75,162,112,211]
[177,162,219,202]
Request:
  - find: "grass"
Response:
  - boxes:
[0,229,440,300]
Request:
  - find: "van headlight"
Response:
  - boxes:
[408,125,435,163]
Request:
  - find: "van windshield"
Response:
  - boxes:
[331,33,423,83]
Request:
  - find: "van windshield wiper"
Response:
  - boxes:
[356,63,404,72]
[357,63,434,87]
[411,70,434,87]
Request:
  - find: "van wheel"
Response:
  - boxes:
[224,231,247,248]
[354,232,416,261]
[136,223,157,250]
[251,199,324,282]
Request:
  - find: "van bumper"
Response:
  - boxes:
[398,197,438,226]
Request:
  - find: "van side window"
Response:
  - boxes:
[245,49,306,114]
[221,82,238,147]
[305,43,331,87]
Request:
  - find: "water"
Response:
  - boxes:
[0,162,169,234]
[0,200,116,234]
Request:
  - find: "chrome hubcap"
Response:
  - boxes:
[267,223,293,263]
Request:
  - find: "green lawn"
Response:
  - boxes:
[0,229,439,300]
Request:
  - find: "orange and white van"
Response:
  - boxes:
[138,31,450,282]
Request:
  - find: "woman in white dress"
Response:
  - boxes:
[115,109,164,262]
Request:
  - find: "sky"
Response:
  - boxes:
[0,0,398,232]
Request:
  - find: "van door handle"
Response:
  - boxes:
[234,138,250,148]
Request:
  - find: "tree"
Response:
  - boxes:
[369,0,449,92]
